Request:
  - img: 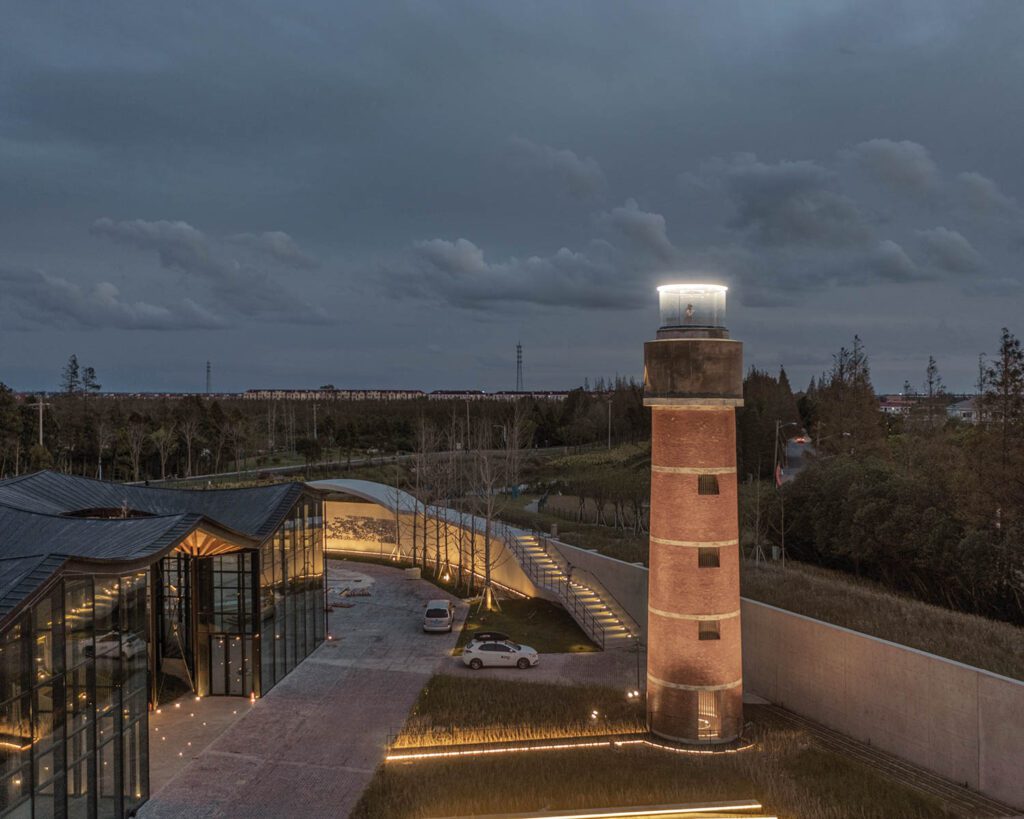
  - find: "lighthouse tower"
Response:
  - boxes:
[643,283,744,743]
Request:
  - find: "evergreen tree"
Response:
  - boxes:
[813,336,885,455]
[61,355,81,395]
[922,355,946,429]
[82,366,101,395]
[981,328,1024,467]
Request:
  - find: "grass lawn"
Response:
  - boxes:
[353,676,960,819]
[456,597,599,654]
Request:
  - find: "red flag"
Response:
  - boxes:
[774,464,783,487]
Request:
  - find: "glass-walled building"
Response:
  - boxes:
[0,472,326,818]
[260,497,325,694]
[0,571,148,818]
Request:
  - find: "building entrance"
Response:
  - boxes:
[208,634,255,696]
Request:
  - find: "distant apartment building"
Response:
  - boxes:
[245,388,570,402]
[879,394,915,416]
[244,388,426,401]
[947,396,981,423]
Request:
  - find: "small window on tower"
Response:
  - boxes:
[698,547,720,568]
[698,475,720,495]
[698,620,721,640]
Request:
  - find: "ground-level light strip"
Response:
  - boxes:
[430,799,774,818]
[385,736,756,762]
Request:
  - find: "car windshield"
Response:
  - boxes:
[425,609,448,618]
[507,643,521,650]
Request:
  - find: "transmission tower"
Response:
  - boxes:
[515,342,523,392]
[206,361,211,395]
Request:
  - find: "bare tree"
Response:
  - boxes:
[94,413,114,480]
[177,410,201,477]
[472,422,505,611]
[125,414,148,482]
[150,423,178,480]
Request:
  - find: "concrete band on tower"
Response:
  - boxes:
[643,283,744,744]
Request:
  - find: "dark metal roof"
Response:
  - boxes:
[0,555,68,620]
[0,506,213,622]
[0,471,310,626]
[0,471,304,541]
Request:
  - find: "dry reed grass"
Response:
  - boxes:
[392,674,643,749]
[741,560,1024,680]
[356,678,960,819]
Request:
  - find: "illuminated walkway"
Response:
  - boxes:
[140,560,466,818]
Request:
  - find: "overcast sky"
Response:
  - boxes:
[2,1,1023,394]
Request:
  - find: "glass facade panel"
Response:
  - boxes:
[201,556,256,698]
[259,538,276,693]
[256,496,325,696]
[0,572,151,819]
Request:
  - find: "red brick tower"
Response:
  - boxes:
[644,283,744,743]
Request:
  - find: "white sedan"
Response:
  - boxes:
[462,640,539,670]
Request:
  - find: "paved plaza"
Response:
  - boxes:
[443,637,643,690]
[140,560,466,818]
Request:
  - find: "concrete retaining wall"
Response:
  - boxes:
[742,598,1024,809]
[323,499,550,600]
[546,539,649,633]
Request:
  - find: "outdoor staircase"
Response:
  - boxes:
[502,528,639,650]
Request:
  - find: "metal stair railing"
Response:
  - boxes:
[517,526,641,643]
[499,523,606,649]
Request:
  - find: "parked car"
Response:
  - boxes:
[423,599,455,633]
[465,631,511,645]
[462,640,539,670]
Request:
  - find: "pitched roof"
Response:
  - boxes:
[0,471,304,541]
[0,471,310,625]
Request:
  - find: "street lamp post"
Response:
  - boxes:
[773,420,800,567]
[607,397,612,450]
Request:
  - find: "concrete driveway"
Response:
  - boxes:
[443,643,644,690]
[140,560,465,819]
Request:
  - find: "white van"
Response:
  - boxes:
[423,599,455,633]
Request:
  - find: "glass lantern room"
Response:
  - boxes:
[657,283,727,329]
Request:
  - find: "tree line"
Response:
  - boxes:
[753,328,1024,625]
[0,360,648,482]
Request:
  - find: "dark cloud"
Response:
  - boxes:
[0,266,226,330]
[227,231,320,270]
[90,218,328,322]
[849,139,939,194]
[598,199,676,263]
[956,172,1018,215]
[721,154,871,247]
[388,236,644,310]
[506,137,607,201]
[866,240,920,282]
[917,227,985,273]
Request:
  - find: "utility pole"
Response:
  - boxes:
[515,342,524,392]
[206,361,212,395]
[29,399,50,447]
[312,403,319,441]
[607,397,612,450]
[774,420,798,566]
